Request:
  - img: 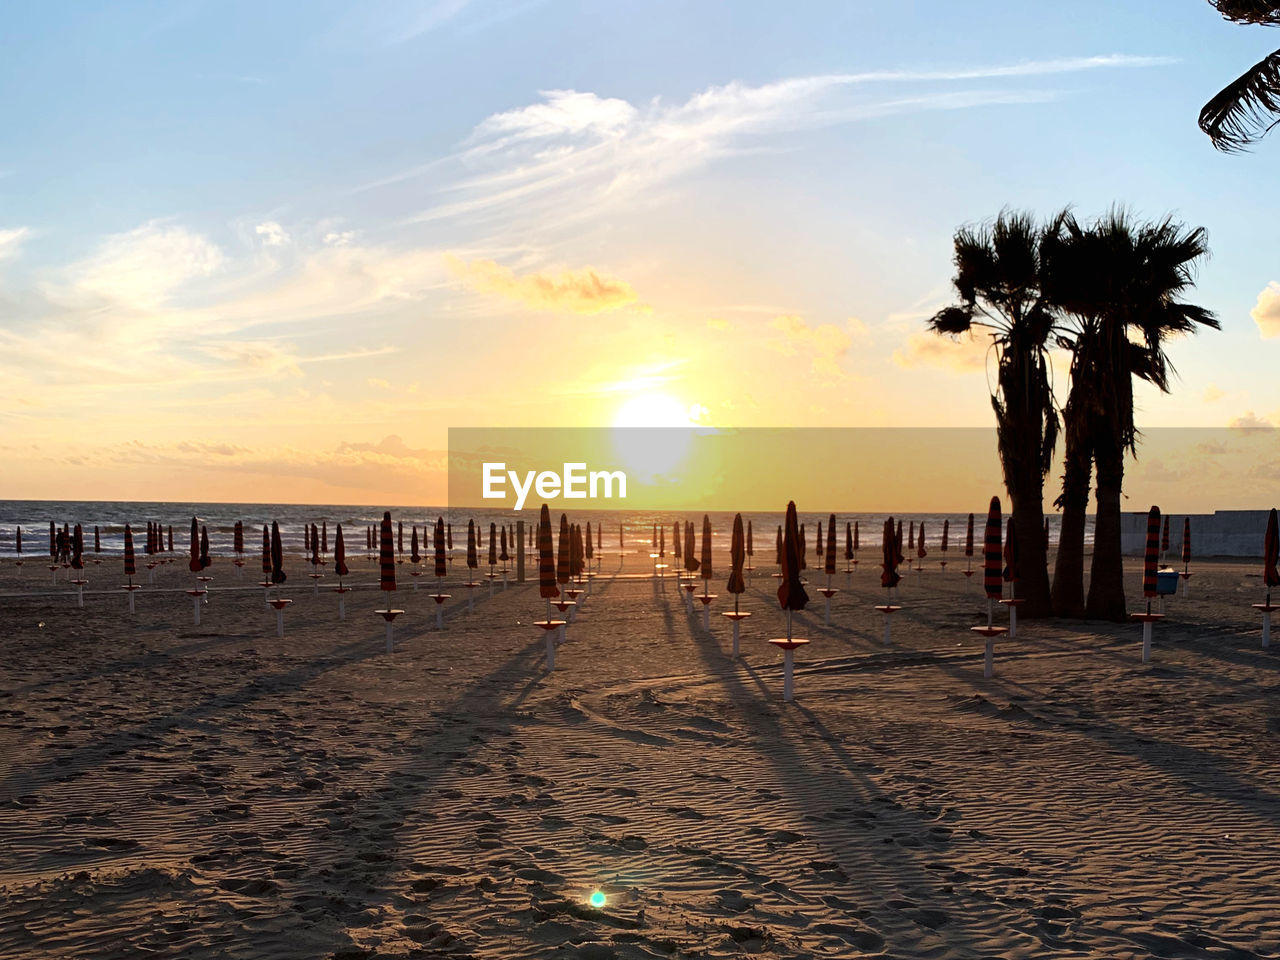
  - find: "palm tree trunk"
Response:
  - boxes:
[1009,481,1052,617]
[1085,443,1127,621]
[1051,416,1091,618]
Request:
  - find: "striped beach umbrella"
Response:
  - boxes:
[727,513,746,597]
[335,524,349,578]
[1143,506,1161,600]
[825,514,837,577]
[539,505,558,599]
[188,518,201,573]
[941,519,949,554]
[410,527,421,565]
[434,517,447,578]
[379,512,396,591]
[881,517,900,589]
[270,521,287,584]
[557,514,571,588]
[94,525,100,555]
[234,521,244,555]
[778,501,809,611]
[1182,517,1192,569]
[700,514,713,581]
[123,523,136,577]
[1003,517,1018,584]
[167,525,173,552]
[983,497,1002,601]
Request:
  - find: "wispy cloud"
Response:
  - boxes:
[445,254,647,314]
[893,330,991,372]
[0,227,30,262]
[769,314,855,378]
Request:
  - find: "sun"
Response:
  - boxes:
[612,393,699,428]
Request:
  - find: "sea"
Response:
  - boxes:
[0,501,1092,558]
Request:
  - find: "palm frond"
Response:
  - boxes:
[927,305,976,336]
[1200,48,1280,151]
[1211,0,1280,25]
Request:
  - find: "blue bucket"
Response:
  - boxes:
[1156,570,1178,596]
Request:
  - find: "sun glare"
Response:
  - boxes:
[612,393,698,428]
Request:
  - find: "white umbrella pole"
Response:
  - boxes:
[276,608,285,639]
[783,648,795,702]
[1263,609,1272,650]
[385,620,394,654]
[128,590,135,615]
[732,620,740,659]
[545,632,556,671]
[1141,621,1153,663]
[436,605,444,630]
[984,637,994,679]
[192,593,202,626]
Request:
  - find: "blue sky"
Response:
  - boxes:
[1,1,1277,502]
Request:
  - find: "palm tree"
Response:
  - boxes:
[1045,211,1217,620]
[1200,1,1280,150]
[928,210,1062,618]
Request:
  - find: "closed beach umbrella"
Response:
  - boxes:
[798,523,807,570]
[825,514,837,576]
[411,527,421,564]
[188,518,201,573]
[398,521,404,559]
[199,526,210,569]
[500,526,509,563]
[853,521,859,551]
[585,523,594,562]
[310,523,319,567]
[167,525,173,552]
[488,522,498,567]
[322,520,328,555]
[557,514,571,587]
[727,513,746,596]
[48,520,55,557]
[1182,518,1192,568]
[447,523,453,552]
[434,517,447,577]
[335,524,349,578]
[816,522,824,558]
[908,522,915,552]
[775,525,783,565]
[1002,517,1018,583]
[685,521,699,573]
[700,514,713,580]
[917,522,927,560]
[1264,509,1279,592]
[659,524,665,559]
[983,497,1002,601]
[467,520,478,570]
[304,524,310,554]
[674,521,682,560]
[234,521,244,555]
[747,520,754,558]
[941,519,949,553]
[270,521,287,585]
[538,505,557,598]
[123,524,136,577]
[778,501,809,611]
[881,517,901,589]
[261,526,270,577]
[965,513,975,557]
[1143,506,1162,600]
[1161,514,1170,557]
[16,525,21,554]
[570,524,583,578]
[94,525,100,554]
[379,512,395,591]
[71,524,83,570]
[844,522,853,562]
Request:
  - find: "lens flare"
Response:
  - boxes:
[589,890,606,909]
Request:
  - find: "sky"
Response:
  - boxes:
[1,0,1279,506]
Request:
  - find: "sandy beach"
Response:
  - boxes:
[1,548,1278,959]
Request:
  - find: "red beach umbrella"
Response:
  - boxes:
[941,519,949,554]
[777,502,809,611]
[467,520,478,570]
[398,521,404,559]
[167,525,173,552]
[881,517,900,589]
[500,526,509,563]
[557,514,571,587]
[234,521,244,555]
[94,525,100,555]
[908,522,915,552]
[700,514,713,580]
[585,522,593,561]
[71,524,83,571]
[310,523,320,568]
[188,517,200,572]
[570,524,583,579]
[727,513,746,597]
[271,521,286,585]
[965,513,975,557]
[825,514,837,577]
[1264,508,1279,596]
[335,524,349,578]
[1143,506,1161,600]
[123,523,136,577]
[434,517,447,578]
[447,523,453,552]
[674,521,682,560]
[798,524,807,571]
[659,524,665,559]
[321,520,328,555]
[199,525,210,570]
[538,505,557,599]
[775,525,782,566]
[983,497,1003,601]
[917,522,927,560]
[853,521,859,552]
[747,520,754,558]
[410,527,421,564]
[685,521,698,574]
[488,522,498,567]
[816,522,824,558]
[894,521,904,568]
[1182,518,1192,569]
[379,512,396,591]
[844,522,853,562]
[304,524,310,554]
[1002,517,1018,583]
[16,525,22,554]
[48,520,55,557]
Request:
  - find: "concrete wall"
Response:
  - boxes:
[1119,510,1271,558]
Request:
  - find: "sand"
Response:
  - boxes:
[1,546,1278,959]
